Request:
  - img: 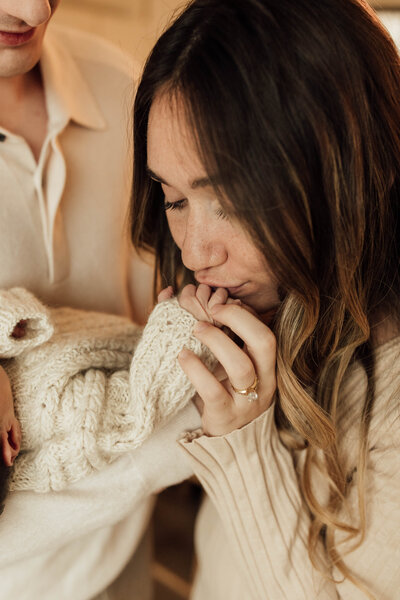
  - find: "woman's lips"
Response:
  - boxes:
[200,282,248,295]
[195,278,250,296]
[0,28,35,46]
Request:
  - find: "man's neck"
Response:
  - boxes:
[0,65,48,161]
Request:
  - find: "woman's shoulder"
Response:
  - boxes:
[337,335,400,448]
[371,334,400,441]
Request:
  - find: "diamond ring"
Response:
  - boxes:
[232,374,259,402]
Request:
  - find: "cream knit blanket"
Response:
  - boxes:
[0,288,214,493]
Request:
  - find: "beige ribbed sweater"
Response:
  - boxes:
[0,288,214,493]
[180,336,400,600]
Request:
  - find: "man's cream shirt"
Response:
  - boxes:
[0,24,152,321]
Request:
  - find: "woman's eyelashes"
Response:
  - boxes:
[163,198,229,220]
[164,198,186,211]
[215,207,229,220]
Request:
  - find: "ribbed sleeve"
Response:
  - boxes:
[181,409,334,599]
[180,338,400,600]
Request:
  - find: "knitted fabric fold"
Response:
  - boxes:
[126,298,216,449]
[0,291,214,492]
[0,288,54,358]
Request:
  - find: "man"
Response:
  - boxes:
[0,2,199,599]
[0,0,152,321]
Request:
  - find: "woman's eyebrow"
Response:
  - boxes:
[147,167,218,190]
[190,176,217,189]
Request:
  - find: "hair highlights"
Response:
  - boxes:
[131,1,400,594]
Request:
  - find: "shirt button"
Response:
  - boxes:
[0,133,6,142]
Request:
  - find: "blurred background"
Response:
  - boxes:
[51,1,400,598]
[52,1,400,69]
[53,0,188,68]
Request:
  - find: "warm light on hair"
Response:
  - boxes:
[131,1,400,595]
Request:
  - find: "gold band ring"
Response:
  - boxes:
[232,374,259,402]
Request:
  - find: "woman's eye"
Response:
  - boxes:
[164,199,187,211]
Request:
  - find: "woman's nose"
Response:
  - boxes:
[1,0,52,27]
[180,219,227,273]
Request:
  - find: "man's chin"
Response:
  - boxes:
[0,37,44,79]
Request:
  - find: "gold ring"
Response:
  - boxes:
[232,374,259,402]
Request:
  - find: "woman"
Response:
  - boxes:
[131,0,400,598]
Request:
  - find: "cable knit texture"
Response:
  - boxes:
[0,289,214,492]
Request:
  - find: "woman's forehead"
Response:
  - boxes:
[148,92,190,145]
[147,94,207,187]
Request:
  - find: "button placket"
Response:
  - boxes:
[34,137,53,278]
[46,133,69,283]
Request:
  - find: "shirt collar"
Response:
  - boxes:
[40,26,106,132]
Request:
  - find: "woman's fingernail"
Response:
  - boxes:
[193,320,209,334]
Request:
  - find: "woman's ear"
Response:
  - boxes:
[1,421,21,467]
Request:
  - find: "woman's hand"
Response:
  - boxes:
[176,284,276,436]
[158,283,233,323]
[178,284,231,324]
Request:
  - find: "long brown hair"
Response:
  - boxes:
[131,0,400,593]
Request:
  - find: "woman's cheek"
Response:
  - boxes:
[166,213,184,249]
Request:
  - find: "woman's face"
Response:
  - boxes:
[147,93,280,314]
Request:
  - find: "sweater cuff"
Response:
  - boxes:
[0,288,54,358]
[177,406,278,508]
[179,404,274,456]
